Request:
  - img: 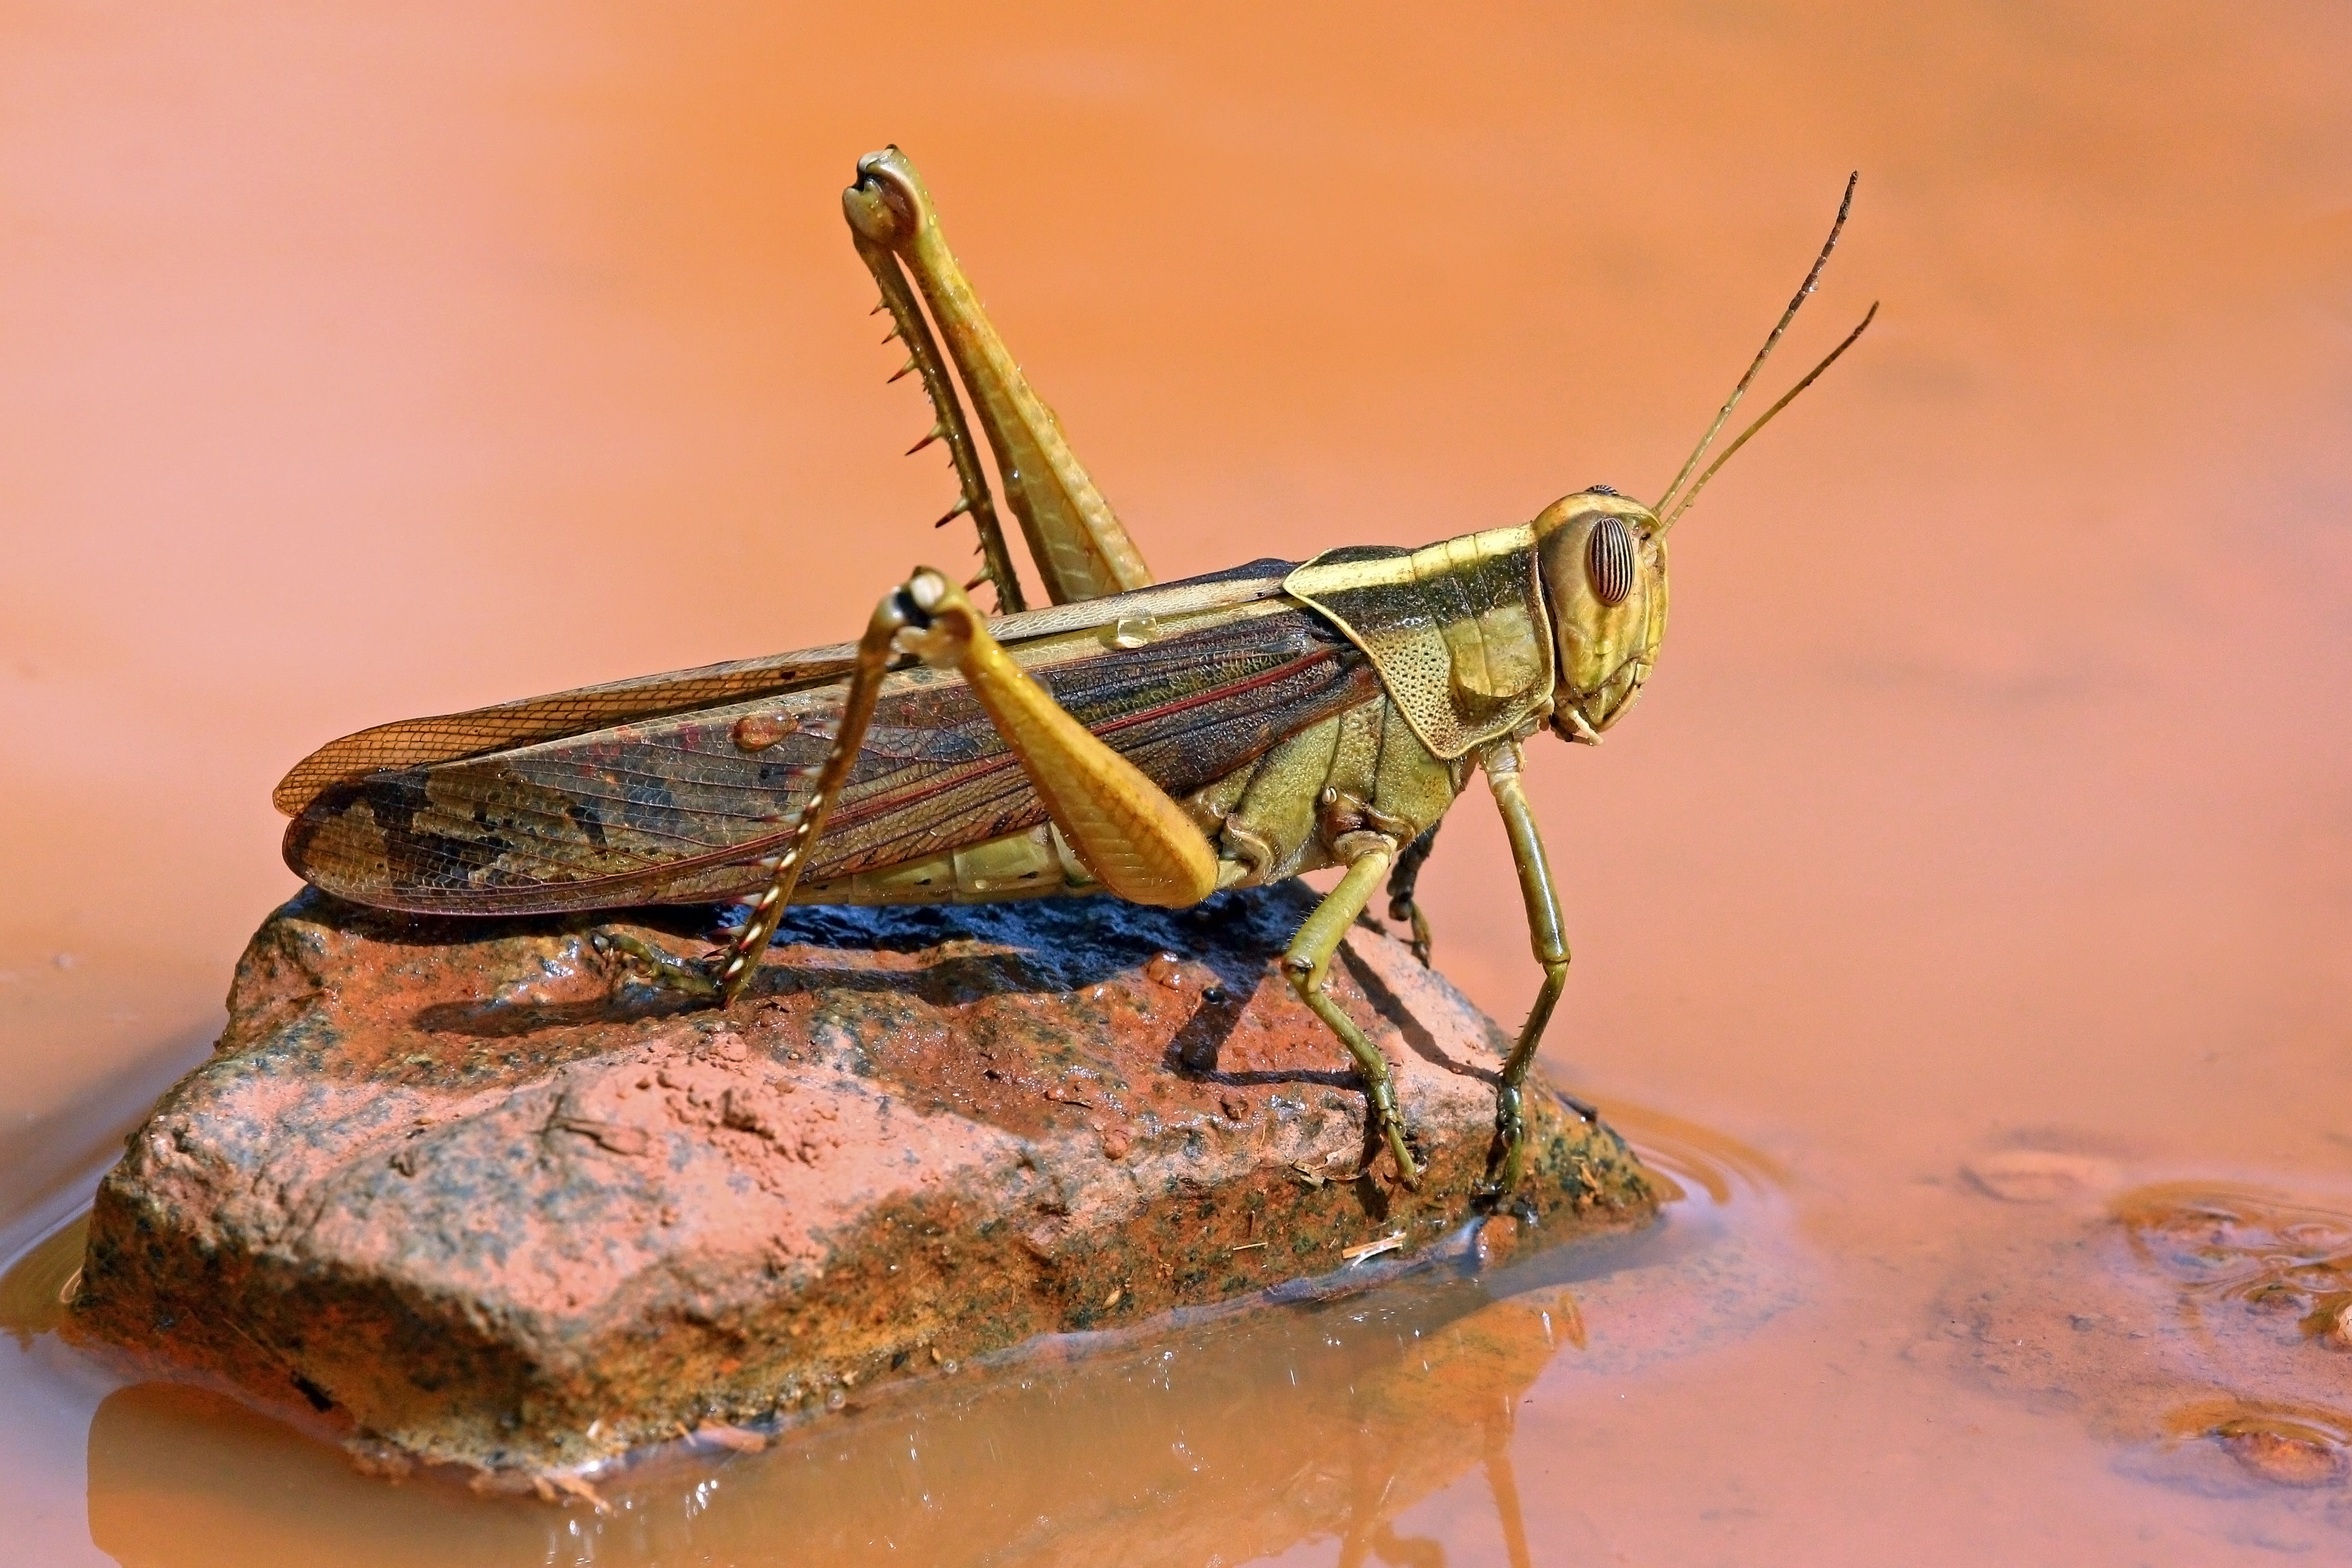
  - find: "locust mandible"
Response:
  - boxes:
[276,149,1873,1194]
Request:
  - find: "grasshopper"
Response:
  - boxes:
[276,149,1871,1192]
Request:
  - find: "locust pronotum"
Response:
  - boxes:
[276,148,1872,1194]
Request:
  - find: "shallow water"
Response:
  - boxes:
[3,1,2349,1562]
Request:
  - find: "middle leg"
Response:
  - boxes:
[1383,822,1442,966]
[1282,837,1421,1188]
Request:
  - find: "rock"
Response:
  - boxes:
[1937,1180,2352,1506]
[1958,1148,2119,1205]
[2221,1427,2348,1489]
[67,884,1656,1478]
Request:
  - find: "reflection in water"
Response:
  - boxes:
[2154,1399,2352,1493]
[30,1112,1785,1568]
[75,1237,1599,1566]
[0,1216,84,1348]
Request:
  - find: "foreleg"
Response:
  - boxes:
[1479,740,1570,1193]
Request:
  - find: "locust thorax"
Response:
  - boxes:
[1532,488,1669,744]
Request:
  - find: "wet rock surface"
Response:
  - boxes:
[68,884,1655,1477]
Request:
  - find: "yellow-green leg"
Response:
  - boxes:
[843,148,1153,607]
[846,216,1027,615]
[1480,742,1571,1194]
[1282,841,1421,1188]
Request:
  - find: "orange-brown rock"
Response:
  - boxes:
[68,884,1655,1477]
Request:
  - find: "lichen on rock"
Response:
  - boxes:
[69,883,1656,1477]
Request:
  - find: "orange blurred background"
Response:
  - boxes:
[3,2,2349,1562]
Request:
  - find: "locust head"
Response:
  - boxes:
[1532,174,1878,748]
[1534,489,1667,744]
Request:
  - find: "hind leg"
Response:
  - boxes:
[600,582,922,1003]
[893,573,1216,908]
[609,568,1220,1005]
[845,148,1154,607]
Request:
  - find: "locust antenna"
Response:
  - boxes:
[1654,172,1858,520]
[1655,301,1876,535]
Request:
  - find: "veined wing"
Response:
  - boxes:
[285,593,1373,916]
[271,558,1298,819]
[270,645,862,819]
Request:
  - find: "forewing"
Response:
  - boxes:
[270,646,859,819]
[286,601,1374,914]
[271,558,1299,819]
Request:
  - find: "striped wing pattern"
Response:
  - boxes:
[271,559,1300,820]
[285,603,1374,915]
[268,647,861,820]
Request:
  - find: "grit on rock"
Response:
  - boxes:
[67,883,1656,1479]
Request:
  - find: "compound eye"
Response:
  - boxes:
[1586,513,1636,606]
